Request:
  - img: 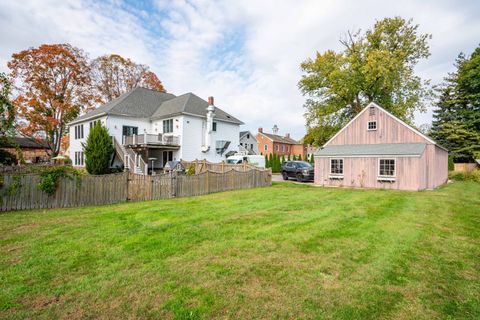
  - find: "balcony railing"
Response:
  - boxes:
[124,133,180,147]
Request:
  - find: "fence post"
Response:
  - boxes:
[125,172,129,201]
[206,170,210,194]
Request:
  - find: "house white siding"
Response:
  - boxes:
[179,115,239,162]
[69,113,241,167]
[240,131,259,154]
[69,115,108,166]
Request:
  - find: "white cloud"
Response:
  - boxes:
[1,0,479,139]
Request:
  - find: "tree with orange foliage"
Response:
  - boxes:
[90,54,165,104]
[8,44,92,157]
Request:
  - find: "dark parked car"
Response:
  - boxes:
[281,161,314,182]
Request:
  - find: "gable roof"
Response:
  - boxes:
[2,135,48,149]
[69,88,243,125]
[316,143,426,157]
[240,130,256,139]
[71,87,176,124]
[323,102,447,151]
[259,132,299,144]
[150,93,243,124]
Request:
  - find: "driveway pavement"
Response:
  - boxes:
[271,173,314,184]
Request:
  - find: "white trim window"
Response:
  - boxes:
[330,158,344,178]
[367,121,377,131]
[89,120,101,129]
[264,144,268,151]
[276,144,279,152]
[74,124,84,139]
[378,159,395,180]
[74,151,84,166]
[212,122,217,132]
[163,119,173,133]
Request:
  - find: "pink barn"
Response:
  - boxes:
[314,102,448,191]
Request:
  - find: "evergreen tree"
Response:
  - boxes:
[430,46,480,161]
[83,122,114,175]
[265,154,269,168]
[292,154,296,161]
[268,153,273,169]
[272,153,278,172]
[298,154,302,161]
[281,155,285,164]
[287,154,291,161]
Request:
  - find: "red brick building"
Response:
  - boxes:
[256,126,307,159]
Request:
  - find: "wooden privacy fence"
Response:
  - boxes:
[1,172,128,211]
[1,168,271,211]
[453,163,478,172]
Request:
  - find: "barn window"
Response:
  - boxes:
[368,121,377,131]
[379,159,395,177]
[330,159,343,175]
[369,106,375,115]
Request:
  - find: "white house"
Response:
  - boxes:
[239,130,259,155]
[68,87,243,174]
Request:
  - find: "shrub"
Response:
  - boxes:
[186,165,196,176]
[448,156,454,171]
[0,148,17,165]
[83,122,114,175]
[448,170,480,182]
[38,166,81,196]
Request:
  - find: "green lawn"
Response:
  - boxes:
[1,181,479,319]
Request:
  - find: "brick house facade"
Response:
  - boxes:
[256,127,307,159]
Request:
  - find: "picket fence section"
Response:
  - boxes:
[181,159,256,173]
[1,168,271,211]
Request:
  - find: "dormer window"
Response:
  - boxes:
[368,121,377,131]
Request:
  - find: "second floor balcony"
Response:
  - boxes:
[124,133,180,148]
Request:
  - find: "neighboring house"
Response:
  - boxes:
[1,134,49,164]
[239,130,259,155]
[68,87,243,174]
[256,125,306,158]
[314,102,448,191]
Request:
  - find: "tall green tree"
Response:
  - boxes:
[83,122,114,175]
[265,154,269,168]
[299,17,432,146]
[431,46,480,161]
[0,72,14,142]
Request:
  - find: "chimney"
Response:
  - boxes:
[272,124,279,135]
[258,127,263,133]
[285,133,290,139]
[208,96,214,106]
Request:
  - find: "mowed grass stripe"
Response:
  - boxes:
[0,181,479,319]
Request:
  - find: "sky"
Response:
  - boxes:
[0,0,479,139]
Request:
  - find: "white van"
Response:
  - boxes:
[226,155,265,168]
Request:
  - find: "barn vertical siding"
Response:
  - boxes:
[314,156,424,191]
[329,108,426,145]
[315,104,448,191]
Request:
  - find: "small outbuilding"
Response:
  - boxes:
[314,102,448,191]
[164,160,185,173]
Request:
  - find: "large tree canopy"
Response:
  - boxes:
[91,54,166,105]
[430,46,480,161]
[8,44,92,157]
[299,17,432,146]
